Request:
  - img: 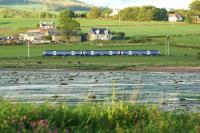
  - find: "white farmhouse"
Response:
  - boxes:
[168,14,183,22]
[110,8,121,17]
[19,29,50,44]
[88,28,112,41]
[40,20,55,30]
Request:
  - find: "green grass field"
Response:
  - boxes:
[0,44,199,69]
[0,18,200,69]
[0,43,199,57]
[1,18,200,37]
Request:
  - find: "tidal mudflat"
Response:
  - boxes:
[0,70,199,112]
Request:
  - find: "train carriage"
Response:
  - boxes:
[121,50,133,56]
[43,50,160,57]
[69,51,82,56]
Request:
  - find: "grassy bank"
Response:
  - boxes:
[0,102,199,132]
[0,56,200,70]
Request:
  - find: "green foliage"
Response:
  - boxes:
[189,0,200,23]
[101,8,112,18]
[119,6,168,21]
[129,36,149,43]
[58,11,80,43]
[0,102,199,132]
[112,32,125,40]
[44,35,52,41]
[0,8,56,18]
[156,8,168,21]
[87,7,101,19]
[119,7,140,21]
[185,17,193,24]
[0,0,90,12]
[39,12,54,18]
[58,9,75,18]
[198,52,200,59]
[189,0,200,10]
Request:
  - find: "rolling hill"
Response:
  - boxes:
[0,0,91,11]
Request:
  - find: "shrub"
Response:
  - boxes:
[44,35,52,41]
[198,52,200,59]
[112,32,125,40]
[129,36,145,43]
[0,102,199,132]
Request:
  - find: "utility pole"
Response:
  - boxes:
[166,36,170,56]
[27,41,30,57]
[118,13,121,24]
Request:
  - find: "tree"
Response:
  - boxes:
[87,7,101,19]
[137,6,157,21]
[189,0,200,23]
[59,10,75,18]
[101,8,112,18]
[58,11,80,44]
[119,7,140,21]
[156,8,168,21]
[189,0,200,10]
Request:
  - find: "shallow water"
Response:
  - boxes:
[0,70,199,112]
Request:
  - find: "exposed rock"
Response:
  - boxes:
[60,83,68,85]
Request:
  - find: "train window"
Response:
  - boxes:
[147,51,151,55]
[71,51,75,56]
[53,51,56,56]
[109,51,113,55]
[91,51,94,55]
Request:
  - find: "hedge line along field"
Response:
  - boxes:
[1,18,200,36]
[0,102,199,132]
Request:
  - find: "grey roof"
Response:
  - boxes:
[91,28,111,35]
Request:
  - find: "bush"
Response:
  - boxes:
[112,32,125,40]
[44,35,52,41]
[129,36,145,43]
[0,102,199,132]
[198,52,200,59]
[185,17,193,24]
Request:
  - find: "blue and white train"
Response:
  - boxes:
[43,50,160,57]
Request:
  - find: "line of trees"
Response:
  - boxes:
[86,0,200,23]
[0,8,87,18]
[0,8,57,18]
[118,6,168,21]
[86,6,168,21]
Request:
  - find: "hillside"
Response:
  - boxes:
[0,0,91,11]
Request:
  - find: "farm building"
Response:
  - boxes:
[0,36,14,44]
[168,14,183,22]
[110,8,121,17]
[88,28,112,41]
[40,20,55,30]
[19,29,51,44]
[52,35,81,43]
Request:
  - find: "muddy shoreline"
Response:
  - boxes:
[0,67,200,72]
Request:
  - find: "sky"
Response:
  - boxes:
[80,0,193,9]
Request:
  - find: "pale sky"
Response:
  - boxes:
[80,0,193,9]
